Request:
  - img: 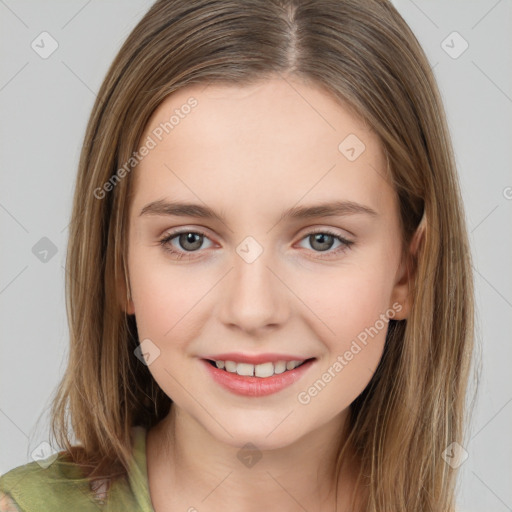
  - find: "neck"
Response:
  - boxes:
[147,404,361,512]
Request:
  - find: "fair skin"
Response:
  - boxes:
[124,76,412,512]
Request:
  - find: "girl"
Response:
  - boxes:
[0,0,476,510]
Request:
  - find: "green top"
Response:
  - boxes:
[0,426,154,511]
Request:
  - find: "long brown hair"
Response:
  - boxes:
[47,1,477,510]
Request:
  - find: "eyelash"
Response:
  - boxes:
[158,229,354,261]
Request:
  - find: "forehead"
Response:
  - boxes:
[131,77,393,218]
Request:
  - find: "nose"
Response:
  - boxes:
[217,244,290,335]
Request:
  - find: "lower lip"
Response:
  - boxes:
[201,359,315,397]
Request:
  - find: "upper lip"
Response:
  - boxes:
[202,353,315,365]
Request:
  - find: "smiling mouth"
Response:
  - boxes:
[205,358,316,378]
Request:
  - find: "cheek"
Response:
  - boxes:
[128,250,199,339]
[295,272,392,414]
[128,254,205,399]
[301,263,395,340]
[293,261,394,394]
[325,294,388,381]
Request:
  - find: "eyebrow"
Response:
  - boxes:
[139,199,378,223]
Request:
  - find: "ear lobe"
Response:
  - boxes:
[117,270,135,315]
[390,215,426,320]
[125,295,135,315]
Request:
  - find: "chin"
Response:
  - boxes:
[204,415,306,451]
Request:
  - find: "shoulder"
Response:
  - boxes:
[0,453,110,511]
[0,427,149,512]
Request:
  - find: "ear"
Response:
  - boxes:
[125,291,135,315]
[389,216,425,320]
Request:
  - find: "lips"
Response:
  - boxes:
[201,352,312,365]
[205,358,313,378]
[202,357,316,396]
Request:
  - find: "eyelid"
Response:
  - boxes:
[160,224,354,242]
[295,224,354,240]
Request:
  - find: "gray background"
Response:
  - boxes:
[1,1,511,510]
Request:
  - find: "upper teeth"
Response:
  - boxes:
[215,360,305,378]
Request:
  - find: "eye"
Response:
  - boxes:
[159,228,354,261]
[297,230,354,258]
[159,230,213,259]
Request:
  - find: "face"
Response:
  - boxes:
[124,77,411,450]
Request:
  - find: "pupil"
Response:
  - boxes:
[181,233,202,250]
[311,233,333,251]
